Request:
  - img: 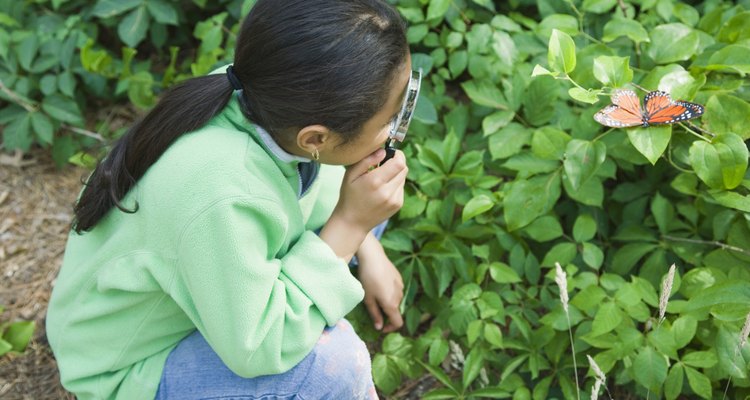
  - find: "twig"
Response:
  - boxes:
[0,80,37,112]
[616,0,628,16]
[662,235,750,257]
[63,125,106,142]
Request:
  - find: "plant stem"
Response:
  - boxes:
[681,124,712,143]
[565,311,581,400]
[723,377,732,400]
[662,235,750,257]
[0,79,37,112]
[64,125,106,142]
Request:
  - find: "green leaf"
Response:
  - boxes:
[3,321,35,352]
[710,191,750,213]
[462,195,494,222]
[127,71,156,109]
[482,110,515,135]
[632,346,669,391]
[462,347,484,389]
[573,214,597,242]
[713,133,749,190]
[426,0,451,20]
[0,339,11,356]
[118,6,150,48]
[372,354,402,395]
[414,94,438,124]
[672,315,697,348]
[568,87,600,104]
[92,0,142,18]
[627,126,672,165]
[522,215,563,242]
[563,139,607,190]
[603,18,650,43]
[582,0,617,13]
[39,74,57,96]
[417,359,459,393]
[30,112,54,145]
[541,243,577,267]
[448,50,468,77]
[689,140,723,189]
[146,0,178,25]
[504,172,561,231]
[682,351,717,368]
[489,262,522,283]
[705,95,750,140]
[16,34,39,71]
[647,23,700,64]
[4,112,34,151]
[484,324,504,348]
[489,123,532,160]
[547,29,576,74]
[531,127,571,160]
[664,364,684,400]
[42,94,83,125]
[611,243,658,274]
[704,44,750,75]
[593,56,633,87]
[591,301,622,336]
[650,193,673,235]
[582,242,604,270]
[717,11,750,43]
[461,80,508,109]
[684,366,712,399]
[468,386,512,398]
[531,64,555,77]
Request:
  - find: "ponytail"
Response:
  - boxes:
[73,74,234,233]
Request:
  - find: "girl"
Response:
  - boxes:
[46,0,414,398]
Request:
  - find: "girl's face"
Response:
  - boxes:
[319,55,413,166]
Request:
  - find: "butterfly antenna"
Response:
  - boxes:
[682,121,716,138]
[631,82,650,93]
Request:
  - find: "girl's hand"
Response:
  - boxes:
[357,233,404,333]
[319,149,407,261]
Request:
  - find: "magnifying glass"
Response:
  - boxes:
[379,69,422,166]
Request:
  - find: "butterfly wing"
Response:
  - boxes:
[593,89,644,128]
[644,91,704,125]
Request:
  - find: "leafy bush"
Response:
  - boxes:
[357,0,750,399]
[0,0,253,165]
[3,0,750,398]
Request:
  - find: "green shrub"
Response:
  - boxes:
[356,0,750,399]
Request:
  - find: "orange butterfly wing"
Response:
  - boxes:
[644,91,705,125]
[593,89,644,128]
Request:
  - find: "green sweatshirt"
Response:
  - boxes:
[46,93,365,399]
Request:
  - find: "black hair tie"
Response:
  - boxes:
[226,65,244,91]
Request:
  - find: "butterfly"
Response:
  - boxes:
[593,89,704,128]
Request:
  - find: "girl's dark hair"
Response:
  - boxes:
[73,0,408,233]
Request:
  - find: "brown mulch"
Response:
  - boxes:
[0,149,83,400]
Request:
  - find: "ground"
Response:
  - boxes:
[0,149,81,399]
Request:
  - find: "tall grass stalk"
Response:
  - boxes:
[658,264,676,326]
[587,354,613,400]
[723,311,750,400]
[555,262,579,400]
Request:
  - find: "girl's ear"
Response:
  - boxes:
[296,124,335,155]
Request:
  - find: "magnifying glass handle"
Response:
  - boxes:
[379,139,397,167]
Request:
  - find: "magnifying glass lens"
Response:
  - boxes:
[380,70,422,166]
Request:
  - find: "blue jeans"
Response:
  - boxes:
[156,319,377,399]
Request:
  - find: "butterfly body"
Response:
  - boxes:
[594,90,704,128]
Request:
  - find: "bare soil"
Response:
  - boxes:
[0,150,82,400]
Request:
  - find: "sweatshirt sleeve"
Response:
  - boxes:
[171,195,365,378]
